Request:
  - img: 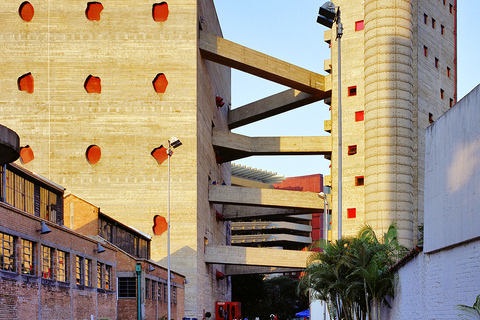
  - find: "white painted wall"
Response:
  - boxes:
[424,84,480,253]
[386,84,480,319]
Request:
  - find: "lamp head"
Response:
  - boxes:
[95,243,106,253]
[317,1,337,28]
[148,264,155,272]
[37,221,52,235]
[318,192,326,199]
[169,137,182,149]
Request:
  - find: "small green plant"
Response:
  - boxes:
[457,294,480,320]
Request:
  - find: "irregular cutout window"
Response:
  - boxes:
[20,145,34,164]
[86,145,101,164]
[423,45,428,57]
[86,2,103,21]
[18,73,34,93]
[153,73,168,93]
[84,75,101,93]
[152,2,169,22]
[440,89,444,100]
[19,2,34,22]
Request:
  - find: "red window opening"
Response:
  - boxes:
[447,67,451,77]
[355,111,364,122]
[441,25,445,35]
[348,86,357,97]
[435,58,439,69]
[347,208,357,219]
[424,13,428,24]
[432,18,436,29]
[440,89,444,100]
[355,176,364,186]
[423,45,428,57]
[355,20,364,31]
[348,145,357,155]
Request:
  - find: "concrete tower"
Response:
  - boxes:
[326,0,457,246]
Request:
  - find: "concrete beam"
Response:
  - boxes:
[209,185,324,210]
[231,176,274,189]
[205,245,312,268]
[223,204,318,220]
[199,31,327,95]
[228,89,329,129]
[225,265,304,276]
[213,130,332,163]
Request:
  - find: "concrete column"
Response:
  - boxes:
[364,0,414,246]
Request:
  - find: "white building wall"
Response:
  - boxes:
[387,84,480,319]
[424,84,480,253]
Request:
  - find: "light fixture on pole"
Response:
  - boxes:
[318,192,329,243]
[167,136,182,320]
[37,221,52,235]
[317,1,343,240]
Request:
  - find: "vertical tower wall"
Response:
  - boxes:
[364,0,415,246]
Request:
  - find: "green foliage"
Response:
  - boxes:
[457,294,480,320]
[299,223,402,320]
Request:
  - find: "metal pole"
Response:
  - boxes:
[167,141,171,320]
[337,13,342,240]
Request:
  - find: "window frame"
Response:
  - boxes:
[0,232,16,272]
[118,277,137,298]
[57,250,69,283]
[355,176,365,186]
[41,245,55,279]
[76,256,85,285]
[21,239,35,275]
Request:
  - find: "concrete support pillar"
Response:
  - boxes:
[364,0,414,246]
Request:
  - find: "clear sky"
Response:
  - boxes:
[212,0,480,178]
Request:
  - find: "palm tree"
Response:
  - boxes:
[457,294,480,320]
[299,223,402,320]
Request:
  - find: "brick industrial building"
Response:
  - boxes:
[0,161,185,319]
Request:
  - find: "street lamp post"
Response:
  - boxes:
[317,1,343,240]
[167,137,182,320]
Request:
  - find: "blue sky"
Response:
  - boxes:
[213,1,480,178]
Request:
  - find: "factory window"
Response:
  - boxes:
[424,13,428,24]
[119,277,136,298]
[158,282,162,301]
[423,45,428,57]
[41,245,54,279]
[85,258,92,287]
[1,232,16,272]
[355,111,364,122]
[355,176,364,186]
[76,256,84,285]
[105,265,112,290]
[435,58,439,68]
[146,279,151,299]
[152,281,157,300]
[441,24,445,35]
[355,20,364,31]
[432,18,436,29]
[348,86,357,97]
[163,283,168,302]
[57,250,68,283]
[21,239,35,275]
[347,208,356,219]
[440,89,444,99]
[173,286,177,304]
[348,145,357,155]
[97,262,104,288]
[447,67,451,77]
